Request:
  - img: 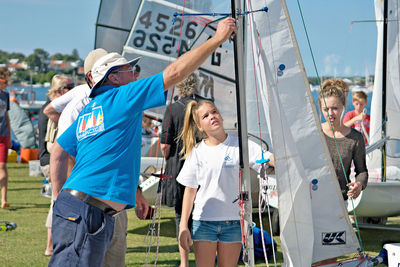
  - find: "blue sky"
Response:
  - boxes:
[0,0,377,77]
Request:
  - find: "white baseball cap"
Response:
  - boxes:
[91,52,141,91]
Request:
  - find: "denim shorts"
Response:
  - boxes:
[191,220,242,243]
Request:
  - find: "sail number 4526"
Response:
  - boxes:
[134,11,198,55]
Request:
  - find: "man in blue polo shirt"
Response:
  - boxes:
[48,17,237,266]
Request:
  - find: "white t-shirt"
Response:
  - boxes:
[50,84,89,113]
[56,85,91,137]
[177,135,271,221]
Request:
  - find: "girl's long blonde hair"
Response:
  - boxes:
[178,100,215,159]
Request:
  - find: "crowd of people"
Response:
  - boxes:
[0,16,373,266]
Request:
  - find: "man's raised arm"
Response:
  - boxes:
[163,18,236,90]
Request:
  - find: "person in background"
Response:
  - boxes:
[343,91,370,145]
[318,78,368,202]
[160,73,201,267]
[177,100,274,267]
[0,67,12,209]
[38,74,73,256]
[141,115,153,156]
[49,17,237,266]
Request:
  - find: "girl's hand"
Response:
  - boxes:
[347,181,362,199]
[179,227,193,252]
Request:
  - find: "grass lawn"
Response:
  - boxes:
[0,163,398,266]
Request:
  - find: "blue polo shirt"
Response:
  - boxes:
[57,73,165,208]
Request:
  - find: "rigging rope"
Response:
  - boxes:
[295,0,365,253]
[144,181,163,267]
[144,1,187,264]
[246,0,277,265]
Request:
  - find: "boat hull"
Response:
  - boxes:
[348,181,400,217]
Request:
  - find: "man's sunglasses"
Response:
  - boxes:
[112,65,141,74]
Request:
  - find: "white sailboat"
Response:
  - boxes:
[344,0,400,225]
[244,0,374,265]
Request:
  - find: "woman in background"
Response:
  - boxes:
[38,74,73,256]
[318,78,368,201]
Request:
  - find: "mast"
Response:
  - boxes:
[381,0,388,182]
[230,0,254,265]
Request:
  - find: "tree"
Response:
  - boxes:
[0,50,9,64]
[14,70,30,83]
[63,54,76,61]
[33,48,49,72]
[26,54,41,71]
[50,53,64,60]
[72,49,80,60]
[45,71,57,82]
[9,52,25,61]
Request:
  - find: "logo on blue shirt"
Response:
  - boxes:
[77,106,105,141]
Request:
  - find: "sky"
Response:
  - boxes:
[0,0,377,77]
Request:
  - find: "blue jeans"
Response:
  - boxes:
[48,191,115,267]
[191,220,242,243]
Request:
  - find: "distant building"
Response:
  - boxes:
[47,60,81,72]
[7,59,28,71]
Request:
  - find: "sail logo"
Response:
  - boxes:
[77,106,104,141]
[322,231,346,245]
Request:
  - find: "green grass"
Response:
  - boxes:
[0,163,398,266]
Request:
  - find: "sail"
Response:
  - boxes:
[112,0,237,128]
[95,0,141,53]
[368,0,400,176]
[245,0,360,264]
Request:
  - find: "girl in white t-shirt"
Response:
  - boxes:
[177,100,273,266]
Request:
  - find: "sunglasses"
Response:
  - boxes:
[63,83,75,90]
[112,65,141,74]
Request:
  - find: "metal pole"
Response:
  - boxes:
[381,0,388,182]
[230,0,254,265]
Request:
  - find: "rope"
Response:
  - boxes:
[144,181,164,267]
[238,169,247,263]
[144,1,189,264]
[245,2,279,265]
[295,0,365,252]
[258,164,277,266]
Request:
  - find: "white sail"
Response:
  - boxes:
[368,0,400,177]
[382,0,400,172]
[245,0,361,264]
[95,0,141,53]
[119,0,237,128]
